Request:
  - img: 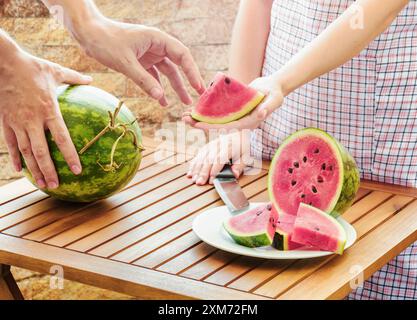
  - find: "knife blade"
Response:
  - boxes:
[213,163,249,213]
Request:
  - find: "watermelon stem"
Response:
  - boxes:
[78,101,144,171]
[97,130,125,172]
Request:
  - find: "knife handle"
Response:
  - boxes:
[216,163,236,179]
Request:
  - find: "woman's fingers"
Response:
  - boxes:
[14,129,47,188]
[157,58,193,105]
[47,112,82,176]
[231,162,246,179]
[195,161,213,185]
[182,113,199,127]
[2,124,21,172]
[209,162,226,184]
[28,124,59,189]
[255,92,283,119]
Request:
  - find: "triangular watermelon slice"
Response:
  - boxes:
[223,203,278,248]
[272,209,304,251]
[292,203,347,255]
[192,73,265,124]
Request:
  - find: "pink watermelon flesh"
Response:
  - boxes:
[192,73,264,124]
[273,211,304,251]
[270,133,342,216]
[224,203,278,248]
[292,203,346,255]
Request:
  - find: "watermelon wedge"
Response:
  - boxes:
[272,210,304,251]
[292,203,347,255]
[192,73,265,124]
[268,128,359,218]
[223,203,278,248]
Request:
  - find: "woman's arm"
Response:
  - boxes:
[190,0,410,131]
[228,0,274,84]
[278,0,410,96]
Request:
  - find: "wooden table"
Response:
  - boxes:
[1,137,417,300]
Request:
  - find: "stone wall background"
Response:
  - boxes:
[0,0,239,187]
[0,0,239,299]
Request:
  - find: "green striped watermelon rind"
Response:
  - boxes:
[223,223,275,248]
[23,85,143,203]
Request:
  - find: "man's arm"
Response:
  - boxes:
[228,0,273,84]
[0,29,91,188]
[41,0,205,105]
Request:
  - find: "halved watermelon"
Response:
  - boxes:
[292,203,347,255]
[192,73,265,124]
[268,128,359,218]
[223,203,277,248]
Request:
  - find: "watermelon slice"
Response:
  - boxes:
[268,128,359,218]
[292,203,347,255]
[223,203,278,248]
[192,73,265,124]
[272,210,304,251]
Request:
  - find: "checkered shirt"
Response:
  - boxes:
[252,0,417,300]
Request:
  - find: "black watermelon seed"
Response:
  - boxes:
[209,81,214,87]
[267,204,272,210]
[225,77,231,84]
[301,194,305,199]
[312,186,317,193]
[309,202,313,205]
[315,227,320,231]
[314,149,320,154]
[329,165,333,171]
[321,163,326,170]
[288,168,293,174]
[294,162,300,168]
[291,180,297,186]
[317,176,324,183]
[303,156,307,163]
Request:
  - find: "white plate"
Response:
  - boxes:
[192,202,357,259]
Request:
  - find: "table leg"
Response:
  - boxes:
[0,264,24,300]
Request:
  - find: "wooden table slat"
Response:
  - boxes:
[44,173,194,247]
[23,157,187,242]
[120,176,268,265]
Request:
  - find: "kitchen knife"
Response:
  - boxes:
[213,163,249,213]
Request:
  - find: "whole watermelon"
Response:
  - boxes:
[23,85,143,202]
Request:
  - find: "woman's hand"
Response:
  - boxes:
[187,131,253,185]
[183,74,285,131]
[0,49,92,189]
[75,19,205,106]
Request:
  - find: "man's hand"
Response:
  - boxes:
[42,0,205,105]
[0,47,92,189]
[76,20,205,106]
[183,75,285,131]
